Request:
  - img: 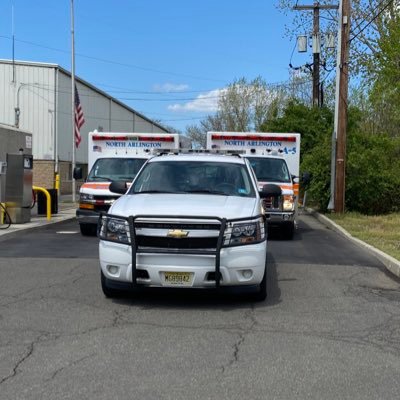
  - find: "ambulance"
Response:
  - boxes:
[206,132,301,239]
[75,131,180,236]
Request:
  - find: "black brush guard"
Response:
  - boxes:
[99,213,266,288]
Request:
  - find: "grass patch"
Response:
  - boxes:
[326,212,400,261]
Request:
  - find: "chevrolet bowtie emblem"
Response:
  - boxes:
[167,229,189,238]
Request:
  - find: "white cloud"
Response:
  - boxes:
[168,89,225,113]
[153,83,189,92]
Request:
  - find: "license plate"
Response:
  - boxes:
[163,272,193,286]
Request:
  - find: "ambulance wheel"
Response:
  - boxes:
[80,223,97,236]
[101,271,121,298]
[282,222,294,240]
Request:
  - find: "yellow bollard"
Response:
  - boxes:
[32,186,51,221]
[54,173,60,190]
[0,203,4,224]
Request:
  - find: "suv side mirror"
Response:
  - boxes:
[109,180,127,194]
[292,175,299,184]
[259,184,282,199]
[73,167,83,180]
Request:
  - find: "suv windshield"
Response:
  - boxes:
[87,158,146,182]
[130,160,256,197]
[246,157,291,183]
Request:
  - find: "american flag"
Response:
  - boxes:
[74,85,85,148]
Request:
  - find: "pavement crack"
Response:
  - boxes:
[0,335,41,386]
[47,354,95,382]
[219,304,258,374]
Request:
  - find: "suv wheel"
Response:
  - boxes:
[250,261,267,302]
[101,271,121,298]
[282,222,294,240]
[80,223,97,236]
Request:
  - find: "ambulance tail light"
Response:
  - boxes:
[92,135,175,142]
[211,134,297,142]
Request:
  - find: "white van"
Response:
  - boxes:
[75,131,180,235]
[98,153,282,301]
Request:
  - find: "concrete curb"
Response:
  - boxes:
[306,208,400,279]
[0,208,77,242]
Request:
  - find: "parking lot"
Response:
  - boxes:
[1,213,400,399]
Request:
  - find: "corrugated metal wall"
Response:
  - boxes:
[0,64,15,126]
[57,71,116,164]
[57,70,167,164]
[110,101,134,132]
[0,63,56,160]
[0,61,169,167]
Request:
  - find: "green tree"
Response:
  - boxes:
[261,100,333,156]
[346,132,400,214]
[368,12,400,136]
[185,76,278,146]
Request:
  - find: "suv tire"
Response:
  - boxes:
[250,261,267,302]
[101,271,121,298]
[80,223,97,236]
[282,222,294,240]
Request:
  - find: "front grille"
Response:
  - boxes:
[135,222,220,230]
[262,196,281,210]
[137,236,218,249]
[94,204,112,212]
[206,272,223,281]
[93,195,120,202]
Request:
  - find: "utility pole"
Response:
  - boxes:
[328,0,343,211]
[313,5,320,106]
[293,2,339,106]
[334,0,350,213]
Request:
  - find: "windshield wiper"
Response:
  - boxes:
[136,190,185,194]
[91,176,113,181]
[116,176,135,180]
[259,178,286,182]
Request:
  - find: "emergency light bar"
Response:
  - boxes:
[211,134,297,142]
[92,135,175,142]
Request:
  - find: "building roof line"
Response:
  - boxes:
[0,59,170,133]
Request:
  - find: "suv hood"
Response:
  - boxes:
[109,193,259,220]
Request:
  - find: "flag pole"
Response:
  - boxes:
[71,0,76,202]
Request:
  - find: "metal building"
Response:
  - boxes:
[0,59,169,193]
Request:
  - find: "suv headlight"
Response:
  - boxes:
[99,217,131,244]
[283,195,295,211]
[225,218,265,246]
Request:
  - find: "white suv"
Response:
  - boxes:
[98,153,281,301]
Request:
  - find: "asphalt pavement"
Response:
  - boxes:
[0,197,77,241]
[1,212,400,399]
[1,200,399,279]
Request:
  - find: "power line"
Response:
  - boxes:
[0,34,227,83]
[349,0,388,36]
[320,69,334,84]
[288,41,297,69]
[349,0,395,42]
[82,81,218,94]
[117,96,221,102]
[13,80,313,102]
[103,88,217,95]
[53,108,208,123]
[325,8,338,22]
[10,81,222,102]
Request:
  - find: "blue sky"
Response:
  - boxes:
[0,0,314,132]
